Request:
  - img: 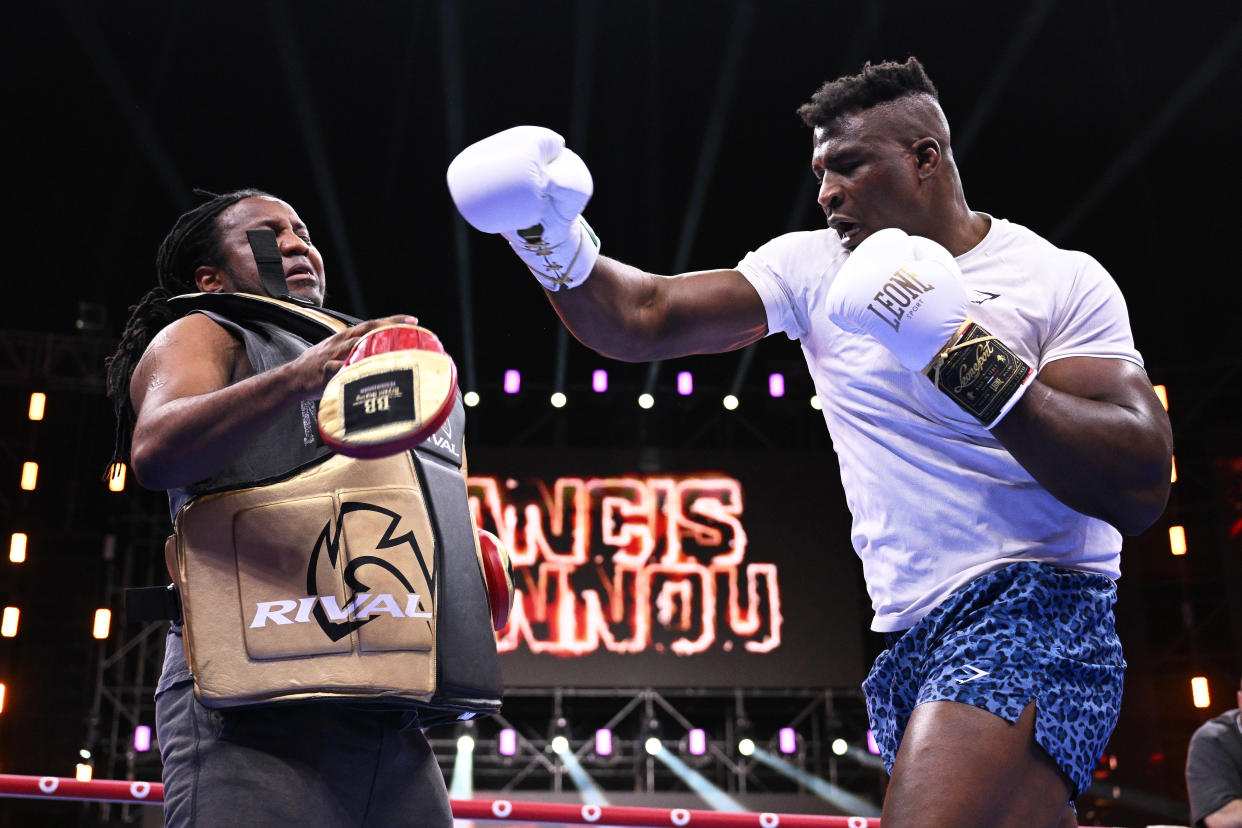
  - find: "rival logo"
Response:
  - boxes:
[307,502,434,641]
[426,418,460,459]
[865,267,936,332]
[249,592,432,629]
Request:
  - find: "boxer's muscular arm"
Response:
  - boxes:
[129,312,414,490]
[991,356,1173,536]
[544,255,769,361]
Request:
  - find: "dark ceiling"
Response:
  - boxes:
[10,0,1241,395]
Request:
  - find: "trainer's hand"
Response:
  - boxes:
[826,228,1032,427]
[447,125,600,291]
[286,315,419,400]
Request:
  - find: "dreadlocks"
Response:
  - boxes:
[797,57,939,131]
[104,188,274,474]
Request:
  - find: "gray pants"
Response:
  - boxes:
[155,679,453,827]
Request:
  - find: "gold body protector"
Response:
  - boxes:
[162,292,503,725]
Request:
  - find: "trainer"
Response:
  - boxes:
[105,189,508,827]
[447,58,1173,827]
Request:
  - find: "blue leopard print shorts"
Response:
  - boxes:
[862,561,1125,797]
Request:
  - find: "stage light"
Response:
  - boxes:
[1153,384,1168,410]
[644,736,662,755]
[28,392,46,421]
[1170,455,1177,483]
[552,730,610,807]
[1191,676,1211,709]
[650,741,746,812]
[134,725,151,752]
[638,393,654,409]
[20,462,38,491]
[677,371,693,396]
[687,728,706,756]
[0,683,5,713]
[594,728,612,756]
[504,369,521,394]
[108,463,127,492]
[1,607,18,638]
[450,722,476,799]
[463,390,480,407]
[79,749,91,760]
[831,738,848,756]
[738,738,755,756]
[810,395,822,411]
[9,533,26,563]
[778,727,797,754]
[93,609,111,640]
[1169,525,1187,556]
[768,373,785,398]
[75,764,92,782]
[722,394,739,411]
[865,729,880,755]
[749,744,881,817]
[592,369,608,392]
[498,727,517,756]
[550,392,567,408]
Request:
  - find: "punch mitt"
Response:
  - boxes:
[475,528,515,631]
[317,324,458,458]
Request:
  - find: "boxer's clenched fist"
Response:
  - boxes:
[447,125,600,291]
[827,228,1033,428]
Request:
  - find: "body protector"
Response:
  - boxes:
[161,292,503,725]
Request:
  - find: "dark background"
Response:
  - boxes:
[2,1,1241,825]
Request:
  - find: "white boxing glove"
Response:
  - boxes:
[826,228,1033,428]
[447,125,600,291]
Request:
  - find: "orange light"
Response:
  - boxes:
[9,533,26,564]
[1,608,18,638]
[28,392,46,421]
[20,462,38,491]
[107,463,127,493]
[1152,384,1168,411]
[92,609,111,640]
[0,683,6,714]
[1170,455,1177,484]
[1192,676,1211,708]
[75,764,92,782]
[1169,525,1187,556]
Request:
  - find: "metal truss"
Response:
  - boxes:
[426,686,886,807]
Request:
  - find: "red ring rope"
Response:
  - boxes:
[0,773,878,826]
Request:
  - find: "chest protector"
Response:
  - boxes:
[163,293,502,725]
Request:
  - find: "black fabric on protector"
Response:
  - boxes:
[126,584,182,624]
[246,228,294,300]
[410,427,504,724]
[167,292,361,344]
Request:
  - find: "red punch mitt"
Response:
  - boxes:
[475,528,515,631]
[317,324,458,458]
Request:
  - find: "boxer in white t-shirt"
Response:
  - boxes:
[447,57,1172,828]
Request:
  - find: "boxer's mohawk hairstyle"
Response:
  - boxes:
[797,57,938,130]
[104,188,273,475]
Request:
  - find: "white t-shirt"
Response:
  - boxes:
[736,216,1143,631]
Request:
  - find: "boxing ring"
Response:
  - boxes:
[0,772,877,826]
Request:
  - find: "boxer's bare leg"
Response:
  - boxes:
[881,699,1072,828]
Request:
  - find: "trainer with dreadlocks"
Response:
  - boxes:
[106,189,513,827]
[446,58,1174,827]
